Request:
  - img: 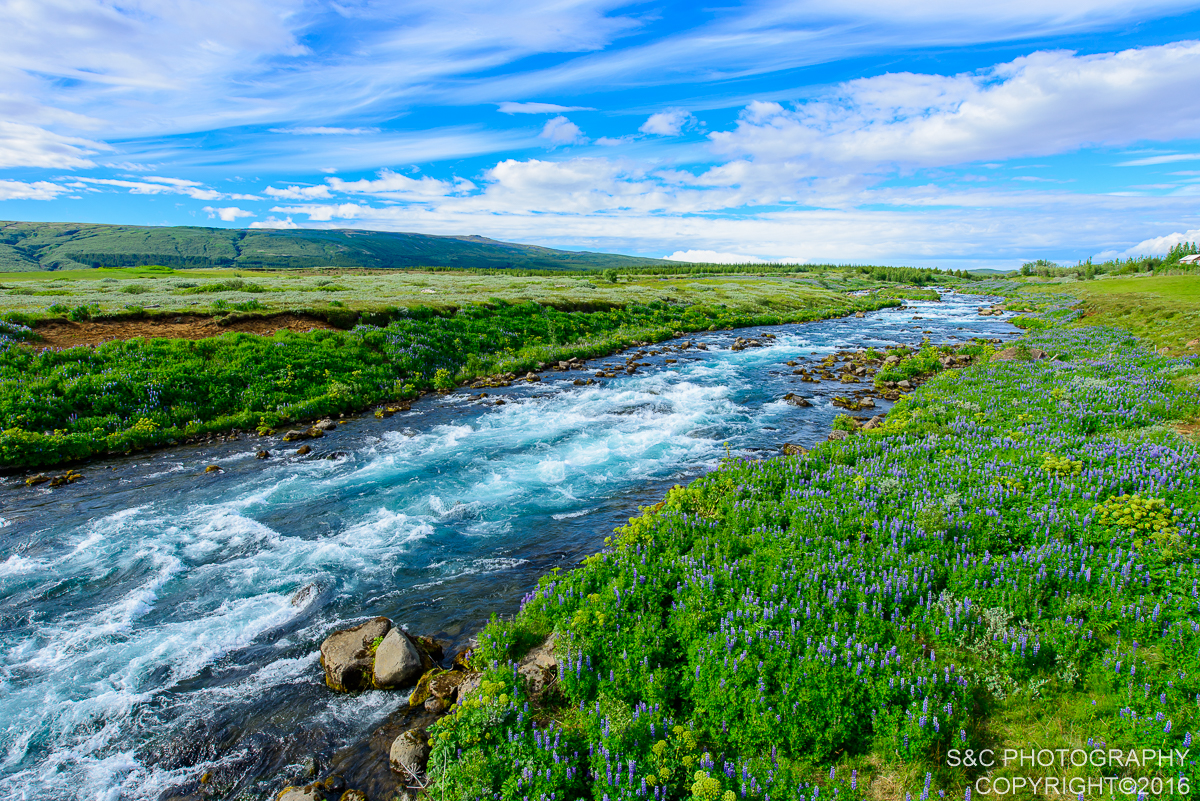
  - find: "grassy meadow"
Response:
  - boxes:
[0,267,907,470]
[0,265,915,324]
[978,274,1200,354]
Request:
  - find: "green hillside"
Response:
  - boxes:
[0,221,672,272]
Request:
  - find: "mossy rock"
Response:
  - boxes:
[407,668,443,707]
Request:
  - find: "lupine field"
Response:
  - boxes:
[430,325,1200,801]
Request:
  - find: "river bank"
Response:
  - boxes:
[0,289,904,472]
[0,293,1019,801]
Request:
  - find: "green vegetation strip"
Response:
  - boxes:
[0,295,895,470]
[432,325,1200,801]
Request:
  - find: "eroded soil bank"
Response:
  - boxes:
[32,313,338,348]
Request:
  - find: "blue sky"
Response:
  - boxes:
[2,0,1200,268]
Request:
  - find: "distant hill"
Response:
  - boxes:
[0,221,673,272]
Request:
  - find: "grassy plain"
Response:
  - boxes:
[0,266,892,324]
[1002,275,1200,352]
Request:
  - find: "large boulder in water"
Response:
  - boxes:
[320,617,391,692]
[373,628,430,689]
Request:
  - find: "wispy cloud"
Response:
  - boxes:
[74,176,222,200]
[326,169,475,199]
[0,121,110,169]
[1116,153,1200,166]
[0,179,69,201]
[497,102,596,114]
[268,127,379,135]
[664,249,770,263]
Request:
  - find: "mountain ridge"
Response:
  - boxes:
[0,221,673,272]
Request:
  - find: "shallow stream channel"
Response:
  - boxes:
[0,291,1018,800]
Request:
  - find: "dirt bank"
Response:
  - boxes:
[32,313,339,349]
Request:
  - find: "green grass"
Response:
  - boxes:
[991,275,1200,353]
[0,269,928,326]
[0,292,899,470]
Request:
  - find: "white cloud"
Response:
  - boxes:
[639,109,695,136]
[326,169,474,199]
[664,250,770,263]
[102,161,154,171]
[2,0,1197,172]
[594,136,634,146]
[269,127,378,135]
[264,184,334,200]
[1097,227,1200,259]
[73,176,222,199]
[539,116,586,146]
[1116,153,1200,166]
[257,180,1200,271]
[249,215,299,229]
[498,102,595,114]
[202,206,256,222]
[709,41,1200,181]
[0,121,109,169]
[464,0,1200,106]
[0,180,68,201]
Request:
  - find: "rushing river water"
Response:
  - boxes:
[0,292,1018,801]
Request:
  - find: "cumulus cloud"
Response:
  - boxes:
[0,121,109,169]
[203,206,256,222]
[664,250,769,263]
[264,184,334,200]
[1096,227,1200,259]
[639,109,695,136]
[0,179,69,201]
[539,116,586,146]
[498,102,595,114]
[710,41,1200,178]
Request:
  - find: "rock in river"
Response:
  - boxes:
[389,729,431,778]
[320,617,391,692]
[373,629,430,689]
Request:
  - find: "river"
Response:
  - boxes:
[0,291,1018,800]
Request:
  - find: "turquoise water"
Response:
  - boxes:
[0,293,1017,800]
